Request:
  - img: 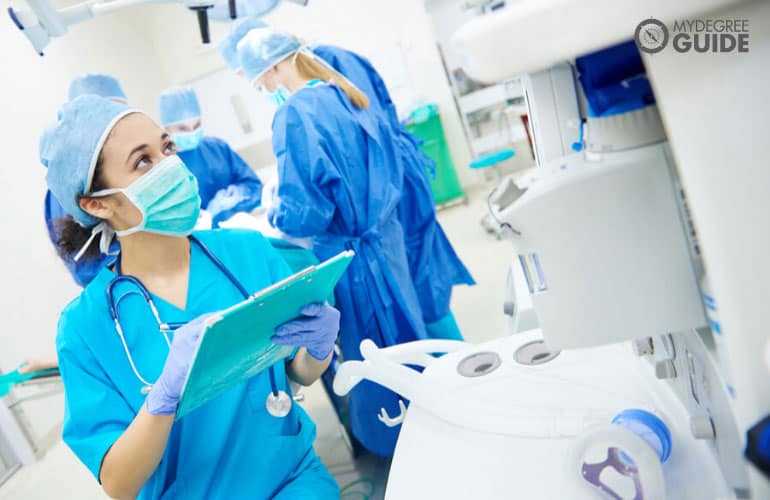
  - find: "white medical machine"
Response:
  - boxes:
[7,0,308,54]
[333,0,770,498]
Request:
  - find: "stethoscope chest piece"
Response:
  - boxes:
[266,390,292,418]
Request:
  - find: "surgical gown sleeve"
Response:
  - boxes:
[56,307,135,481]
[210,140,264,225]
[268,104,338,238]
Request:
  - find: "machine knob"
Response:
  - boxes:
[503,302,515,316]
[632,337,654,356]
[690,416,716,440]
[655,359,677,379]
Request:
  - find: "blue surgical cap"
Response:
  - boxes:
[158,87,201,127]
[43,95,137,227]
[68,74,127,102]
[218,18,267,70]
[237,28,301,84]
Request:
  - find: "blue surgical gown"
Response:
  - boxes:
[177,137,263,226]
[56,229,338,499]
[44,190,118,287]
[268,84,427,456]
[314,45,475,334]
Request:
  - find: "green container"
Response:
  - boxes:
[405,109,465,205]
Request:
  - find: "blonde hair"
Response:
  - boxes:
[292,51,369,109]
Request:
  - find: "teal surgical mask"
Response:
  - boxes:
[172,127,203,152]
[91,155,201,238]
[74,155,201,261]
[263,85,291,107]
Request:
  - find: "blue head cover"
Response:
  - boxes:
[237,28,301,83]
[218,18,267,70]
[159,87,201,127]
[68,74,127,102]
[43,95,137,227]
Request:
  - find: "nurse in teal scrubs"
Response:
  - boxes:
[43,95,340,499]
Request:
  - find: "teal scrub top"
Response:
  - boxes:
[56,229,336,499]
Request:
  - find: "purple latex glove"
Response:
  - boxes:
[146,313,214,416]
[272,303,340,360]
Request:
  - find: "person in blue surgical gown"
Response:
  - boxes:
[44,95,340,499]
[219,22,474,337]
[158,87,263,227]
[312,45,475,341]
[238,29,428,457]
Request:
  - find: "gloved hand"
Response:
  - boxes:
[272,303,340,360]
[146,313,214,416]
[261,177,279,210]
[207,185,245,216]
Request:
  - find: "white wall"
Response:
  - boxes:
[141,0,476,187]
[0,5,172,373]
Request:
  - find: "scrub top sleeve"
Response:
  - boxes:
[268,103,337,238]
[57,315,135,482]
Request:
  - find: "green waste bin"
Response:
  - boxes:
[405,104,465,206]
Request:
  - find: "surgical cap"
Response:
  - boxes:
[68,74,127,103]
[43,95,137,227]
[237,28,301,84]
[158,87,201,127]
[218,17,267,70]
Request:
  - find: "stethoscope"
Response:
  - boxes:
[105,235,292,418]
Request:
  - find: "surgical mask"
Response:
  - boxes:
[263,85,291,107]
[172,127,203,152]
[74,155,201,261]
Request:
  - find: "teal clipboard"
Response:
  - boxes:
[176,250,354,419]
